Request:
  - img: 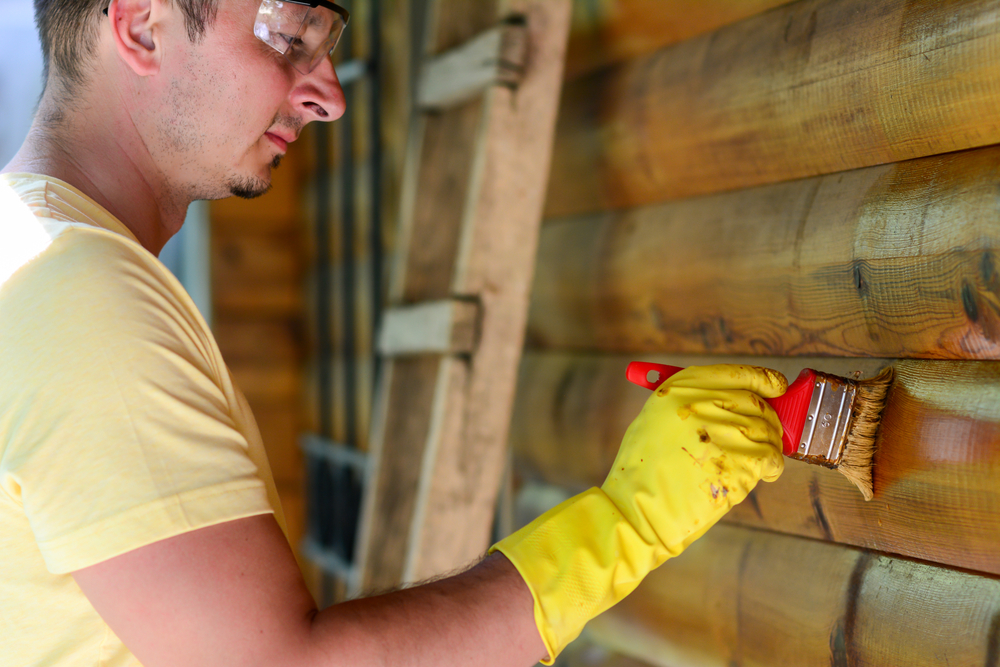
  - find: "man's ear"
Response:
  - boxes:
[107,0,165,76]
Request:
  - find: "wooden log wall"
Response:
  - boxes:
[547,0,1000,218]
[511,0,1000,664]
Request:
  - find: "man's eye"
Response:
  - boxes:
[278,33,304,49]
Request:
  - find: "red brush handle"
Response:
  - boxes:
[626,361,816,456]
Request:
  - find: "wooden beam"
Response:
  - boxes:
[565,520,1000,667]
[510,352,1000,576]
[545,0,1000,218]
[528,145,1000,359]
[417,22,529,110]
[564,0,794,80]
[354,0,503,594]
[377,299,479,355]
[403,0,573,583]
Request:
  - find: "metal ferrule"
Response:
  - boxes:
[788,372,858,467]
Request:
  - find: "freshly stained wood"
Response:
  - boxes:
[564,0,794,79]
[417,22,528,110]
[529,146,1000,359]
[377,299,479,355]
[546,0,1000,217]
[510,352,1000,576]
[572,521,1000,667]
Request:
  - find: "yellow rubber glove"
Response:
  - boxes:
[491,364,787,664]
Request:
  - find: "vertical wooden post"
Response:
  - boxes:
[353,0,571,592]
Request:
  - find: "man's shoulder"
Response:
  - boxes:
[1,222,206,369]
[4,222,166,306]
[1,173,163,297]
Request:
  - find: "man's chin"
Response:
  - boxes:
[226,155,282,200]
[228,178,271,199]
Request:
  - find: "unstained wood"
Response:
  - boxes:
[546,0,1000,217]
[529,146,1000,359]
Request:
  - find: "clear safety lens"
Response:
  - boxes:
[254,0,348,74]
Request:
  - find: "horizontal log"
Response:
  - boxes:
[213,318,303,364]
[229,362,301,404]
[574,520,1000,667]
[546,0,1000,217]
[212,233,303,285]
[529,146,1000,359]
[509,352,1000,576]
[213,283,303,317]
[564,0,794,80]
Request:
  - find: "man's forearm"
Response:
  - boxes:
[304,554,545,667]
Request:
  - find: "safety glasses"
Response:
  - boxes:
[254,0,350,74]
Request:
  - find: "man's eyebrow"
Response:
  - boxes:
[305,13,330,29]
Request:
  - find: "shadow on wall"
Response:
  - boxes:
[0,0,44,168]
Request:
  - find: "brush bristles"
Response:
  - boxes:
[836,366,894,501]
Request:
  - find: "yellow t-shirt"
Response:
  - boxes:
[0,174,286,666]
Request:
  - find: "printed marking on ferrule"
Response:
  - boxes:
[796,374,858,465]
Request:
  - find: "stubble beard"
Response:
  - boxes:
[227,153,283,199]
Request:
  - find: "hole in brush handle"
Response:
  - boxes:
[625,362,684,390]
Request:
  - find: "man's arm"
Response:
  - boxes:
[73,513,546,667]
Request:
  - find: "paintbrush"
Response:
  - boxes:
[626,362,894,501]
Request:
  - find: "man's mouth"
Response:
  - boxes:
[265,132,289,152]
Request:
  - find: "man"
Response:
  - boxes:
[0,0,788,664]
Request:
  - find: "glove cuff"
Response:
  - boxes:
[489,488,662,664]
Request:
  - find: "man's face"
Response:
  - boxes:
[134,0,345,200]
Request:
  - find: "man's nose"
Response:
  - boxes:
[290,56,346,122]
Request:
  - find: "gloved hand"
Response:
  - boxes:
[491,364,787,663]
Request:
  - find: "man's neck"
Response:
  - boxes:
[2,93,190,257]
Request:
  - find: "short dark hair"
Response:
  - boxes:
[34,0,219,91]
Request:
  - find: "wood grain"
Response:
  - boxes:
[529,146,1000,359]
[569,521,1000,667]
[354,356,442,592]
[564,0,795,80]
[546,0,1000,218]
[510,352,1000,576]
[395,100,484,303]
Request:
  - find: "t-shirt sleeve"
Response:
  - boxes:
[0,228,273,574]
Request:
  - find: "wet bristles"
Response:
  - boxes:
[836,366,894,501]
